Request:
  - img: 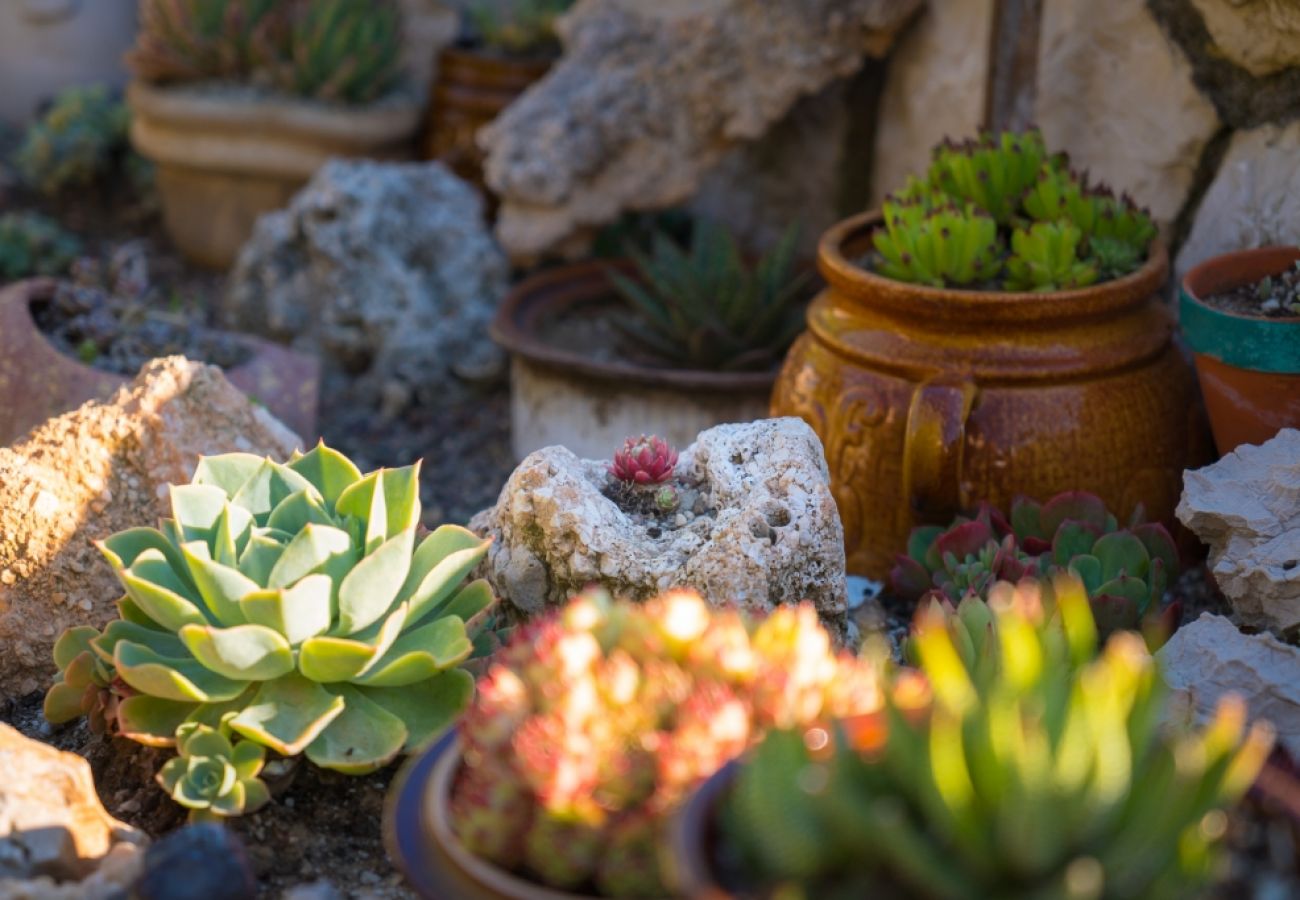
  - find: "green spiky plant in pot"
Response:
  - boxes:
[44,442,495,823]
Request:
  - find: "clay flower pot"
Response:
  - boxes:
[0,278,320,443]
[1180,246,1300,454]
[385,731,602,900]
[771,211,1208,579]
[492,262,775,461]
[127,81,421,270]
[422,45,551,191]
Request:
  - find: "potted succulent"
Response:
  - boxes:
[493,219,811,460]
[126,0,421,269]
[422,0,571,190]
[1180,246,1300,453]
[385,588,882,899]
[672,574,1275,899]
[771,130,1208,579]
[44,444,497,821]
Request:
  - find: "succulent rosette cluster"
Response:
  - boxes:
[157,721,270,823]
[45,443,494,775]
[450,588,881,897]
[609,435,679,485]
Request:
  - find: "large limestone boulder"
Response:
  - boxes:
[480,0,922,260]
[1189,0,1300,77]
[1159,614,1300,758]
[0,357,301,703]
[1176,122,1300,282]
[470,418,849,634]
[225,159,509,405]
[0,724,145,895]
[1177,429,1300,637]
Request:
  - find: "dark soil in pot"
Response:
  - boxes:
[1200,263,1300,319]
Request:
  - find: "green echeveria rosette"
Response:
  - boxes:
[46,443,494,775]
[157,722,270,823]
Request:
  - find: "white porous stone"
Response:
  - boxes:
[1159,613,1300,758]
[1177,429,1300,637]
[1189,0,1300,77]
[470,418,849,634]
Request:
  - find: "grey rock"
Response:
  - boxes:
[226,159,509,403]
[131,825,254,900]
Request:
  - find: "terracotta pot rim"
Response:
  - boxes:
[440,44,556,74]
[490,261,778,393]
[1180,245,1300,374]
[817,211,1169,325]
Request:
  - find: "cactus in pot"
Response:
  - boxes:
[44,443,494,775]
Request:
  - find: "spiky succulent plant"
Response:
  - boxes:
[889,491,1180,641]
[0,212,82,280]
[723,574,1275,900]
[467,0,573,55]
[871,130,1155,291]
[16,85,131,196]
[157,722,270,823]
[44,443,493,775]
[610,219,810,372]
[279,0,404,104]
[450,588,883,898]
[609,435,678,486]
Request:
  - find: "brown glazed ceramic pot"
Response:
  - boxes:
[771,212,1207,579]
[422,46,551,189]
[1179,246,1300,454]
[0,278,321,443]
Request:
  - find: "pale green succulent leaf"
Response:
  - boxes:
[439,579,497,635]
[240,777,271,814]
[119,557,210,632]
[336,471,386,552]
[115,641,248,703]
[240,575,333,646]
[181,541,256,627]
[351,616,472,687]
[44,681,89,724]
[117,594,168,630]
[267,524,355,590]
[170,484,235,540]
[179,623,295,682]
[304,684,407,775]
[400,525,490,622]
[381,464,421,537]
[266,489,336,535]
[298,603,408,682]
[335,528,415,636]
[193,453,266,498]
[231,741,266,781]
[287,442,363,506]
[230,459,322,523]
[116,695,198,747]
[98,528,188,576]
[228,673,346,757]
[206,779,246,816]
[359,669,474,753]
[53,626,101,670]
[92,619,187,665]
[158,757,188,795]
[179,723,235,763]
[211,505,246,567]
[237,533,287,587]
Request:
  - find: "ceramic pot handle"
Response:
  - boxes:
[21,0,82,24]
[903,378,977,516]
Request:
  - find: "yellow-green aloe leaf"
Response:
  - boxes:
[170,484,233,541]
[114,641,248,703]
[334,528,415,636]
[336,471,386,553]
[401,527,490,623]
[350,617,472,688]
[381,463,421,537]
[119,554,210,633]
[240,575,333,646]
[304,685,407,775]
[92,619,187,665]
[178,623,295,682]
[439,579,497,634]
[267,524,355,590]
[359,669,474,753]
[53,626,101,670]
[193,452,265,497]
[182,542,256,627]
[117,695,199,747]
[298,603,408,683]
[228,674,346,757]
[287,443,363,507]
[267,489,336,535]
[238,533,287,587]
[230,459,321,523]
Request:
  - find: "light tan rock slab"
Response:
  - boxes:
[0,357,301,703]
[1190,0,1300,77]
[470,418,849,634]
[1177,428,1300,637]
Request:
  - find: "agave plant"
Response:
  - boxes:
[724,574,1274,900]
[157,722,270,823]
[610,220,811,372]
[889,491,1180,640]
[44,443,494,774]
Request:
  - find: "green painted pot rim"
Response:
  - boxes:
[1180,246,1300,374]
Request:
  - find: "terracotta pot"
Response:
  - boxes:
[127,81,421,270]
[0,278,321,444]
[771,211,1208,579]
[492,261,776,461]
[422,45,551,189]
[385,732,605,900]
[1179,246,1300,454]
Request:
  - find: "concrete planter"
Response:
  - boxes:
[127,81,421,270]
[0,0,137,126]
[491,262,775,461]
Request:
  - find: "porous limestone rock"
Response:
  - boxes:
[470,418,849,634]
[1036,0,1219,228]
[225,159,509,404]
[1159,613,1300,758]
[1176,122,1300,281]
[1189,0,1300,77]
[1177,429,1300,637]
[0,357,300,703]
[0,724,145,892]
[480,0,922,260]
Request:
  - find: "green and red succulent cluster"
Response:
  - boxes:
[889,491,1180,641]
[873,130,1157,291]
[451,588,883,897]
[608,435,678,486]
